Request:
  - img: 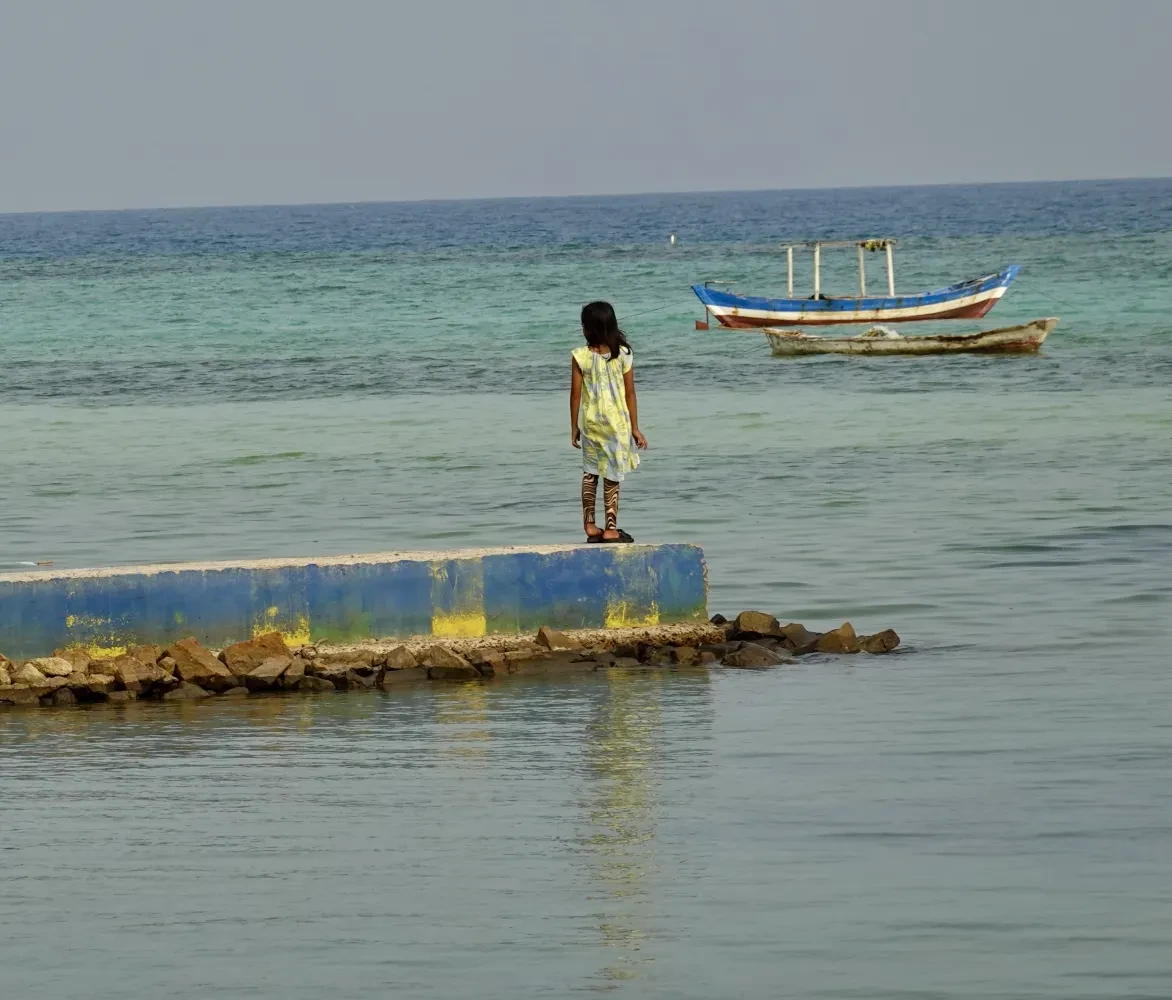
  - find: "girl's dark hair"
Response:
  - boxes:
[581,301,631,361]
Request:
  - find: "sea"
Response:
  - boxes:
[2,180,1171,998]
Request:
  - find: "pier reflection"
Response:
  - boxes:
[578,670,665,988]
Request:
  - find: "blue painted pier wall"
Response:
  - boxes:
[0,544,708,660]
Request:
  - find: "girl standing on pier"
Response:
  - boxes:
[570,301,648,542]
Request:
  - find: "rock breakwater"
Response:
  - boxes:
[0,612,900,710]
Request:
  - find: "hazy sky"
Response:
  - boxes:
[1,0,1169,212]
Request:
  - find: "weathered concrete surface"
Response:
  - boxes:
[0,544,708,660]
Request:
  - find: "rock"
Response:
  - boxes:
[466,647,504,677]
[709,613,728,626]
[280,658,307,689]
[106,690,137,703]
[642,645,674,666]
[589,652,618,667]
[383,645,418,670]
[379,667,428,687]
[723,642,790,668]
[612,656,642,669]
[346,669,377,689]
[299,675,336,692]
[109,654,172,695]
[82,674,115,697]
[244,657,291,691]
[50,687,77,707]
[296,645,319,660]
[125,644,164,668]
[503,648,543,668]
[419,646,473,671]
[158,656,178,676]
[310,662,353,684]
[428,663,481,681]
[698,650,717,664]
[0,685,41,706]
[52,648,94,674]
[780,623,823,655]
[860,629,900,654]
[11,663,47,686]
[535,626,580,650]
[816,622,860,654]
[29,657,74,678]
[38,676,70,692]
[163,682,212,701]
[671,646,699,666]
[220,687,249,697]
[0,665,9,687]
[731,611,782,639]
[220,632,292,675]
[164,637,236,692]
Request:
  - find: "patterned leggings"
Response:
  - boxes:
[582,473,620,530]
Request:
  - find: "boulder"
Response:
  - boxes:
[860,629,900,654]
[52,648,94,674]
[535,626,580,651]
[428,663,481,681]
[731,611,783,639]
[419,646,473,671]
[158,656,178,676]
[163,682,212,701]
[0,685,41,706]
[709,613,728,626]
[671,646,699,666]
[82,674,115,697]
[816,623,860,654]
[106,690,137,703]
[125,644,164,668]
[11,663,48,686]
[466,647,504,677]
[780,623,822,655]
[50,688,77,707]
[642,645,674,666]
[299,675,336,692]
[346,669,378,689]
[110,655,172,695]
[383,645,418,671]
[164,638,236,691]
[698,650,718,665]
[220,687,249,697]
[309,662,353,684]
[503,648,543,669]
[280,658,307,689]
[0,665,9,687]
[219,632,292,675]
[724,642,790,668]
[379,667,428,687]
[244,656,292,691]
[612,656,642,669]
[29,657,74,678]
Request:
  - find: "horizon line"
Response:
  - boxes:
[1,174,1169,219]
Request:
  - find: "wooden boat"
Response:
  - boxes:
[763,317,1058,356]
[693,240,1019,328]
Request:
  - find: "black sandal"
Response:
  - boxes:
[601,529,634,543]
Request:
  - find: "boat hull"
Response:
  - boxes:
[693,265,1019,327]
[763,318,1058,356]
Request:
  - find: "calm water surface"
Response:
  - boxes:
[2,181,1171,997]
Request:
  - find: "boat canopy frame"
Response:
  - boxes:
[780,239,897,300]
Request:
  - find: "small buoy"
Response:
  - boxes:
[669,234,677,245]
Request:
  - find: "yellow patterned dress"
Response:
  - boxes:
[573,345,640,482]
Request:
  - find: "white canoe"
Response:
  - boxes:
[764,317,1058,356]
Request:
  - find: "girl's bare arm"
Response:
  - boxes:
[570,359,583,447]
[623,368,647,448]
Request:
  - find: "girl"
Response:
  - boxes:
[570,301,648,543]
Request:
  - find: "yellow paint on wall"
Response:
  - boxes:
[604,600,660,629]
[251,606,312,647]
[62,613,131,659]
[431,610,487,638]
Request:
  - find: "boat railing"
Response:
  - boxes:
[779,239,897,299]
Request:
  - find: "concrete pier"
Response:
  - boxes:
[0,544,708,660]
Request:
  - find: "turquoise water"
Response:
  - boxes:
[2,181,1172,997]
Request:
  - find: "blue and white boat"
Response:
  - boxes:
[693,240,1019,328]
